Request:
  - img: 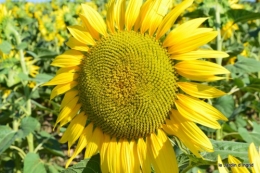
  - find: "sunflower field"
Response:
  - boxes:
[1,0,260,172]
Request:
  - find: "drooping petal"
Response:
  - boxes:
[156,0,194,39]
[58,103,82,128]
[147,129,178,173]
[177,82,226,98]
[228,155,250,173]
[65,123,94,168]
[107,137,120,173]
[66,37,90,52]
[60,90,78,110]
[125,0,142,31]
[175,94,227,129]
[50,81,78,100]
[129,140,140,173]
[84,127,104,158]
[114,0,125,31]
[100,134,110,173]
[67,25,95,45]
[162,109,213,157]
[121,139,132,173]
[51,50,84,67]
[170,50,229,60]
[175,60,230,81]
[43,72,79,86]
[137,138,151,173]
[55,96,79,127]
[59,112,87,147]
[249,143,260,173]
[168,31,218,54]
[81,4,107,36]
[163,18,208,47]
[217,155,228,173]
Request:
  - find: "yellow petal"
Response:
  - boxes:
[175,60,230,81]
[228,155,250,173]
[175,94,227,129]
[163,18,209,47]
[100,134,110,173]
[129,140,140,173]
[79,14,100,40]
[84,127,103,158]
[134,0,152,31]
[58,103,82,128]
[60,90,78,110]
[147,129,178,173]
[168,31,218,54]
[50,81,78,100]
[156,0,194,39]
[170,50,229,60]
[81,4,107,36]
[51,50,84,67]
[67,25,95,45]
[162,109,213,156]
[114,0,125,31]
[107,137,119,173]
[217,155,228,173]
[125,0,142,31]
[177,82,226,98]
[249,143,260,173]
[43,72,79,86]
[59,112,87,146]
[56,66,80,75]
[141,0,171,35]
[66,37,90,52]
[55,96,79,127]
[137,138,151,173]
[121,139,132,173]
[65,123,94,168]
[106,0,116,33]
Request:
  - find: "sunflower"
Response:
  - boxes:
[44,0,230,172]
[217,143,260,173]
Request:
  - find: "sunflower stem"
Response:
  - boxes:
[215,1,222,65]
[7,24,34,152]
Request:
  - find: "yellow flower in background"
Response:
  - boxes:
[218,143,260,173]
[0,4,11,22]
[229,0,244,9]
[221,21,239,40]
[25,57,39,78]
[0,87,11,99]
[44,0,229,172]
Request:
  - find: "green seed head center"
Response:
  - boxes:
[78,31,177,139]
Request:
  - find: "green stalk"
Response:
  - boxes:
[215,0,222,65]
[7,24,34,152]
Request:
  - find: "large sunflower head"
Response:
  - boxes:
[44,0,230,172]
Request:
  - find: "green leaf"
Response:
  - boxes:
[0,41,12,54]
[36,131,64,157]
[227,9,260,23]
[23,153,47,173]
[34,74,54,83]
[243,77,260,92]
[225,56,260,76]
[17,117,40,139]
[0,126,17,154]
[203,140,251,163]
[62,154,101,173]
[213,95,235,118]
[238,127,260,146]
